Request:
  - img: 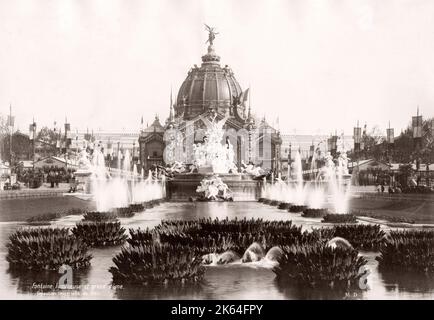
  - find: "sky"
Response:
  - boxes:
[0,0,433,136]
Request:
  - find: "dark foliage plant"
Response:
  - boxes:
[72,221,127,247]
[355,211,415,224]
[321,214,357,224]
[127,228,155,247]
[82,211,118,222]
[273,243,368,289]
[289,205,308,213]
[301,208,329,218]
[25,208,87,225]
[109,243,205,285]
[128,218,307,254]
[6,228,92,271]
[331,224,386,251]
[377,230,434,273]
[278,202,292,210]
[26,212,63,225]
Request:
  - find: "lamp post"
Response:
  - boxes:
[412,108,423,185]
[29,120,37,170]
[386,121,394,185]
[132,141,136,167]
[287,142,291,182]
[354,122,362,186]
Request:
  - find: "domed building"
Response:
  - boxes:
[175,44,243,120]
[139,27,281,173]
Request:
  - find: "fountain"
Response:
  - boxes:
[166,111,261,201]
[261,142,352,215]
[71,145,165,211]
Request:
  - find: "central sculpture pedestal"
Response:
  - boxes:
[167,173,261,201]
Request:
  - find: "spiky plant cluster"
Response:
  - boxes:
[197,217,299,234]
[72,221,127,247]
[157,230,305,255]
[26,212,63,225]
[278,202,292,210]
[25,208,87,225]
[111,203,149,218]
[355,211,416,224]
[127,228,155,247]
[289,205,308,213]
[322,214,357,224]
[274,243,368,289]
[269,200,280,206]
[145,199,163,208]
[302,208,329,218]
[6,228,92,271]
[387,229,434,241]
[109,243,205,285]
[82,211,118,222]
[331,224,386,250]
[112,200,162,218]
[377,230,434,273]
[129,218,306,254]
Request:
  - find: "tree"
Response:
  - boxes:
[397,164,413,187]
[0,114,11,162]
[350,119,433,165]
[35,126,58,159]
[1,131,31,165]
[36,126,57,145]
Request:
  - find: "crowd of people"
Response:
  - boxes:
[375,181,433,195]
[375,183,403,194]
[14,167,77,189]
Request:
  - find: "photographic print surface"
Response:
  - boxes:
[0,0,433,301]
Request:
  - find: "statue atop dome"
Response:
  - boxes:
[205,24,219,45]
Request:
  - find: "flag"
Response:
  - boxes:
[64,123,70,132]
[387,128,394,144]
[242,88,249,103]
[29,125,34,140]
[353,127,361,144]
[412,115,423,138]
[7,115,14,127]
[237,89,250,106]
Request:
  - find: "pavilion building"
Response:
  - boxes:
[138,29,282,173]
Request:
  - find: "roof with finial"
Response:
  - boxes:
[142,115,164,134]
[175,25,243,119]
[165,87,176,128]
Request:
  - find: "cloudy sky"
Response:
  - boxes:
[0,0,433,135]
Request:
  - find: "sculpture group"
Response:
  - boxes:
[192,112,237,174]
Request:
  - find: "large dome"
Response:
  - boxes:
[175,43,243,119]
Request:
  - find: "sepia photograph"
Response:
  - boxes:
[0,0,433,308]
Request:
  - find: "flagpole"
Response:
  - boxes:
[9,104,13,170]
[32,117,36,171]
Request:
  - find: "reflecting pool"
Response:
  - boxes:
[1,201,433,300]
